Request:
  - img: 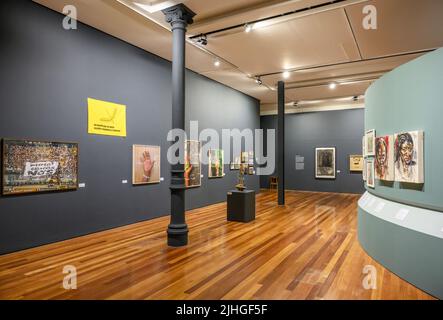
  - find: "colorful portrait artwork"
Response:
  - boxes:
[208,149,224,178]
[365,129,376,156]
[184,140,201,188]
[2,139,78,195]
[375,135,394,181]
[366,159,375,188]
[132,145,160,185]
[315,147,336,179]
[394,131,424,183]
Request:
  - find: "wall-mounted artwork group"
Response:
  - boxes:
[315,147,336,179]
[363,129,424,188]
[2,139,79,195]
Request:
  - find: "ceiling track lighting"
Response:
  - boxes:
[255,77,262,85]
[214,59,220,67]
[283,71,291,79]
[329,82,337,90]
[244,23,252,33]
[196,34,207,46]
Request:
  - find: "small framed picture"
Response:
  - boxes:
[365,129,376,156]
[366,158,375,188]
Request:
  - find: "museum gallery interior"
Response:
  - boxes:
[0,0,442,301]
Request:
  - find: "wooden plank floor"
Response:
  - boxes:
[0,190,435,300]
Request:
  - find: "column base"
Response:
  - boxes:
[167,223,189,247]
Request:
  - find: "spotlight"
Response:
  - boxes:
[245,23,252,33]
[329,82,337,90]
[255,77,262,85]
[292,101,298,107]
[283,71,290,79]
[214,59,220,67]
[353,95,358,102]
[196,34,207,46]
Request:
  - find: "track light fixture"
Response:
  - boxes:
[329,82,337,90]
[214,59,220,67]
[255,77,262,85]
[292,101,298,107]
[244,23,252,33]
[283,71,290,79]
[196,34,207,46]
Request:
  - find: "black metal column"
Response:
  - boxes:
[277,81,285,205]
[162,4,195,247]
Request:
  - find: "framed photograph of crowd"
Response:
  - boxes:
[132,145,160,185]
[2,139,79,195]
[315,147,336,179]
[185,140,201,188]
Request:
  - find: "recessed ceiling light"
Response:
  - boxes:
[244,24,252,33]
[214,59,220,67]
[329,82,337,90]
[283,71,290,79]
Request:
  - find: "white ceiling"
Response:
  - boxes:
[34,0,443,114]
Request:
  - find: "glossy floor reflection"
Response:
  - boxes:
[0,190,434,300]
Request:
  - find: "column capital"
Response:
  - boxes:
[162,4,196,28]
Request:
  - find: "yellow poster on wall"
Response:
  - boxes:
[87,98,127,137]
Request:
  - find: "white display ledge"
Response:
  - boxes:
[358,192,443,240]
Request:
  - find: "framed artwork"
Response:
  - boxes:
[375,135,394,181]
[248,151,254,165]
[394,131,424,183]
[234,156,241,170]
[365,129,376,156]
[248,166,254,175]
[241,151,248,164]
[349,155,364,172]
[208,149,224,178]
[185,140,201,188]
[363,158,367,181]
[362,135,366,157]
[132,145,160,185]
[2,139,78,195]
[315,147,336,179]
[366,158,375,188]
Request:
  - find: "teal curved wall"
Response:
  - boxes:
[360,48,443,299]
[365,48,443,212]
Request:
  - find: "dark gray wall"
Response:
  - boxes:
[0,0,259,254]
[260,109,365,194]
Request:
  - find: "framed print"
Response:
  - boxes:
[394,131,424,183]
[315,147,336,179]
[185,140,201,188]
[366,158,375,188]
[375,135,394,181]
[365,129,376,156]
[234,156,241,170]
[132,145,160,185]
[241,151,248,164]
[362,135,366,158]
[2,139,78,195]
[349,155,364,172]
[248,166,254,175]
[208,149,224,178]
[363,158,367,181]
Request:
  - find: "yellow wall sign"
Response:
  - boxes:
[88,98,127,137]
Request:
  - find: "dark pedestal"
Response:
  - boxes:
[227,190,256,222]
